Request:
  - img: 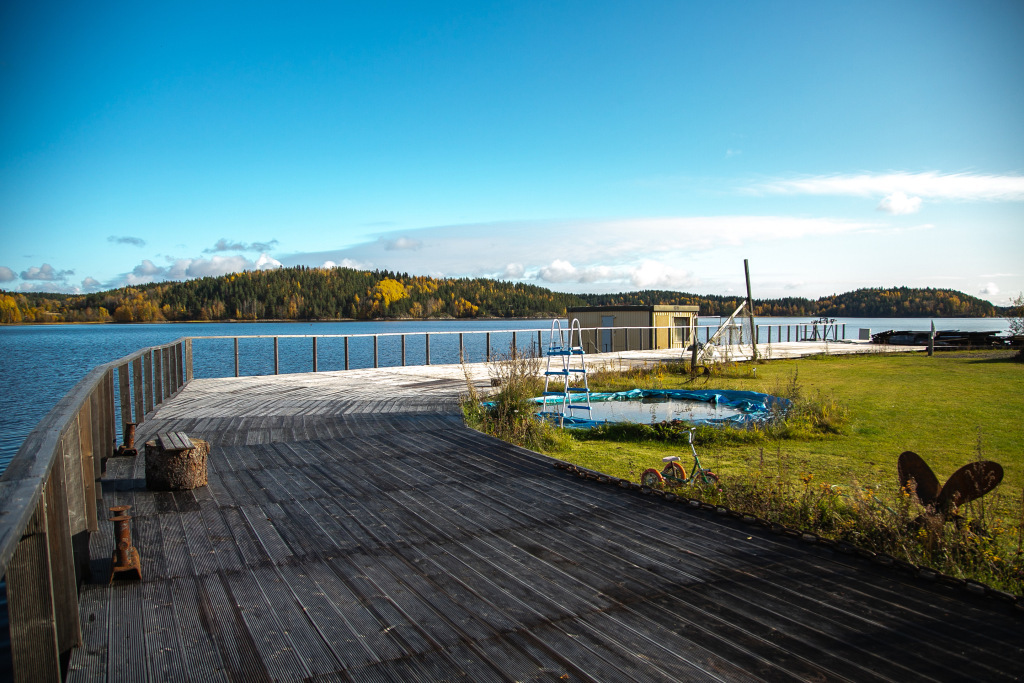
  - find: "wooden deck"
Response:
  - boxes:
[68,365,1023,682]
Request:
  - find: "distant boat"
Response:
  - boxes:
[871,329,1004,346]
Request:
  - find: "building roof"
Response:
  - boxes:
[567,304,699,313]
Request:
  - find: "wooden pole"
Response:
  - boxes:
[312,336,318,372]
[234,338,239,377]
[274,337,280,374]
[744,259,758,361]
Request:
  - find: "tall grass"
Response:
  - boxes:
[461,346,570,453]
[685,449,1023,595]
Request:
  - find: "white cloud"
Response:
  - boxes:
[877,192,922,215]
[784,281,804,290]
[502,263,525,278]
[0,266,16,282]
[754,171,1024,202]
[979,282,999,296]
[81,276,103,291]
[629,261,692,289]
[21,263,74,281]
[254,253,282,270]
[537,259,578,283]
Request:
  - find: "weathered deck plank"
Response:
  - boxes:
[66,367,1024,682]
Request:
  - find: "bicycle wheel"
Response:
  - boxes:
[699,470,720,485]
[640,469,664,488]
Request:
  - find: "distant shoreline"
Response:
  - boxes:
[0,313,1010,328]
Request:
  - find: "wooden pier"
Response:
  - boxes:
[64,365,1021,681]
[0,335,1017,681]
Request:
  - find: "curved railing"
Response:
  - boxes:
[0,338,190,680]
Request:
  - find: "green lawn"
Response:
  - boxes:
[559,350,1024,509]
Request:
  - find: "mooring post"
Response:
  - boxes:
[274,337,279,375]
[425,334,430,365]
[373,336,378,368]
[512,331,517,359]
[744,259,758,361]
[459,333,464,362]
[401,334,406,366]
[234,338,239,377]
[344,336,349,370]
[312,337,318,372]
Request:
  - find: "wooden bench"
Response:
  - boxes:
[157,431,193,452]
[145,432,208,490]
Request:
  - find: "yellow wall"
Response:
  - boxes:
[567,309,697,351]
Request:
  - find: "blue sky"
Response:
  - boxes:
[2,1,1022,304]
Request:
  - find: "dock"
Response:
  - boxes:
[67,360,1021,681]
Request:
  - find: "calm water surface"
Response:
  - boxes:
[0,316,1010,471]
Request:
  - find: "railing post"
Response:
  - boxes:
[486,332,490,362]
[459,333,464,362]
[132,358,143,425]
[175,342,183,390]
[274,337,280,374]
[313,336,318,372]
[512,331,517,359]
[344,336,349,370]
[537,330,542,356]
[7,496,62,682]
[401,335,406,366]
[117,364,131,432]
[234,338,240,377]
[185,338,193,382]
[841,324,846,340]
[162,347,171,398]
[425,334,430,365]
[104,369,115,458]
[76,403,98,534]
[143,351,154,415]
[373,336,378,368]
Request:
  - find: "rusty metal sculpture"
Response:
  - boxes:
[108,505,142,583]
[115,423,138,457]
[897,450,1003,525]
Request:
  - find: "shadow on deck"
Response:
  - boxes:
[68,371,1023,682]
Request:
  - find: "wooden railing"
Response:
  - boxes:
[0,338,191,681]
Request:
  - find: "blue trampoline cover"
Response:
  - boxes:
[528,388,790,429]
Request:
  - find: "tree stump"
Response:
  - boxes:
[145,432,209,490]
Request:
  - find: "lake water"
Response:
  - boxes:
[0,316,1011,471]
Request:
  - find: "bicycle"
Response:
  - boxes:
[640,427,720,488]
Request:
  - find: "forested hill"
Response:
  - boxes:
[0,266,1004,323]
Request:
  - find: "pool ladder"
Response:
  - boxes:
[540,319,592,426]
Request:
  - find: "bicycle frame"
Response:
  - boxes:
[640,428,719,488]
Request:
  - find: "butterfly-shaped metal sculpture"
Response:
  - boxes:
[897,450,1003,525]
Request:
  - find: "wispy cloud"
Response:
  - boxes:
[279,216,875,292]
[108,253,283,288]
[380,236,423,251]
[107,235,146,247]
[753,171,1024,202]
[204,238,280,253]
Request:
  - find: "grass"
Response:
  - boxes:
[462,348,1024,594]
